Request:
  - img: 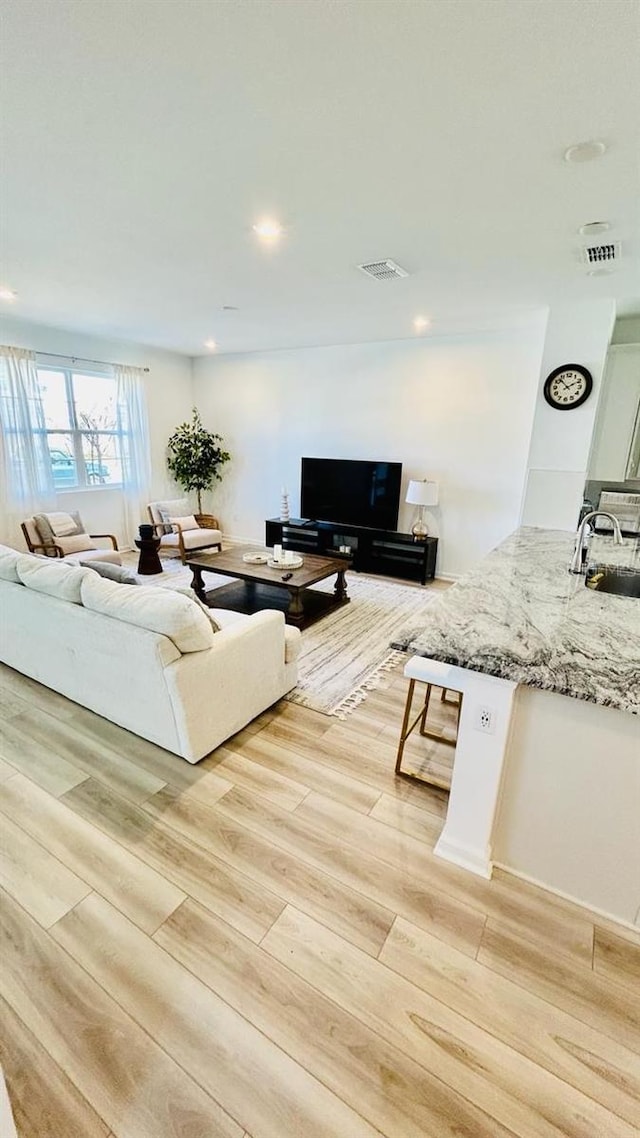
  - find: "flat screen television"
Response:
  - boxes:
[300,457,402,531]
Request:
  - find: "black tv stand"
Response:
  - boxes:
[265,518,437,585]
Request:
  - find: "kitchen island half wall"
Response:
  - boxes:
[393,527,640,928]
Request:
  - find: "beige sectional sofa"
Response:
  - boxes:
[0,545,300,762]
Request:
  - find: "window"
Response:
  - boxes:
[37,366,123,490]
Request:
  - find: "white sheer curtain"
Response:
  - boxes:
[115,364,152,547]
[0,345,55,548]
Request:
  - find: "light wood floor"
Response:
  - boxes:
[0,660,639,1138]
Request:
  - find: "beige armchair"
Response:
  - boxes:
[22,512,121,565]
[147,500,222,564]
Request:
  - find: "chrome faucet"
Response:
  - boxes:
[569,511,624,574]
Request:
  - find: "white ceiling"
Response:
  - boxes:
[1,0,639,356]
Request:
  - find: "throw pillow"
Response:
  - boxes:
[169,514,199,532]
[156,498,191,534]
[56,534,96,555]
[83,560,140,585]
[0,544,22,583]
[172,584,221,631]
[80,572,215,653]
[33,510,84,547]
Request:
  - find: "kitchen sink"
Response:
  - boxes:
[585,563,640,598]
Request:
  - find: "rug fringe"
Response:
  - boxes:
[329,649,406,719]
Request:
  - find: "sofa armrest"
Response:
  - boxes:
[162,610,294,761]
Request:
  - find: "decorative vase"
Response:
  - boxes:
[280,486,290,522]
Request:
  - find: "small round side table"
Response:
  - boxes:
[135,533,163,575]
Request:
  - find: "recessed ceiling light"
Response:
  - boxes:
[564,140,607,163]
[204,338,217,350]
[252,218,283,241]
[578,221,610,236]
[0,287,17,302]
[413,316,430,331]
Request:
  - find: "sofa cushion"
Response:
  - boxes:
[208,608,250,630]
[0,545,22,583]
[16,554,91,604]
[81,572,215,653]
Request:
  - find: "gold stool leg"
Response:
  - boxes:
[395,678,416,774]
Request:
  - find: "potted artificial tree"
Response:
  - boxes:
[166,408,230,526]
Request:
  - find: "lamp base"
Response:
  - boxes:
[411,518,429,542]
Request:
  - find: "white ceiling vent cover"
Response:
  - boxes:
[581,242,621,266]
[358,259,409,281]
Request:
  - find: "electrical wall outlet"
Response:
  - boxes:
[473,704,496,734]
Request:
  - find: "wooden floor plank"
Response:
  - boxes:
[155,896,522,1138]
[380,915,640,1127]
[369,789,447,841]
[478,921,640,1053]
[140,783,393,955]
[0,887,243,1138]
[0,664,78,721]
[67,703,236,804]
[0,813,91,928]
[51,892,386,1138]
[1,652,638,1136]
[0,993,110,1138]
[201,745,309,810]
[263,905,636,1138]
[0,687,30,722]
[12,706,167,804]
[62,778,284,944]
[215,786,486,957]
[0,755,16,783]
[294,791,595,966]
[220,728,382,814]
[593,925,640,991]
[0,716,88,796]
[0,774,185,934]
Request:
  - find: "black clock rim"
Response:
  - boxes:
[543,364,593,411]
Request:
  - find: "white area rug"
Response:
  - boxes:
[121,553,435,717]
[283,574,436,716]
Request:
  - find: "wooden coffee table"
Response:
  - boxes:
[187,547,351,629]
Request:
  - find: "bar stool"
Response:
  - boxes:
[396,655,462,786]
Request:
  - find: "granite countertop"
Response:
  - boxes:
[391,527,640,715]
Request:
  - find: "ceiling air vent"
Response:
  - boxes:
[581,242,621,266]
[358,259,409,281]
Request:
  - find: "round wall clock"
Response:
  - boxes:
[543,364,593,410]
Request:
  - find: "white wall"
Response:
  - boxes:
[0,316,194,546]
[520,300,616,530]
[192,319,547,577]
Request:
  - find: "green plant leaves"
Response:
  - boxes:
[166,408,230,512]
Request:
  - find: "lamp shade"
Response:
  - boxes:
[406,479,439,507]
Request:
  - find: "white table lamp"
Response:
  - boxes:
[406,479,439,540]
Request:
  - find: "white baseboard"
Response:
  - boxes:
[434,833,493,879]
[492,861,640,933]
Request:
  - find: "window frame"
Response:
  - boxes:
[37,363,123,492]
